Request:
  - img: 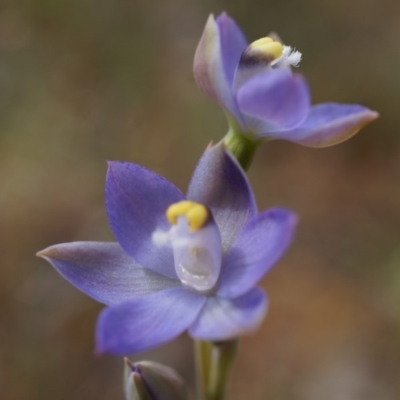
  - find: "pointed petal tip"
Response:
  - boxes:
[273,103,379,147]
[351,107,379,125]
[106,160,121,171]
[124,357,132,366]
[204,13,216,28]
[36,249,46,258]
[319,105,380,146]
[216,11,229,22]
[215,11,240,28]
[371,109,379,118]
[106,161,117,176]
[205,141,214,151]
[36,244,59,259]
[365,109,379,122]
[353,108,379,134]
[197,15,215,40]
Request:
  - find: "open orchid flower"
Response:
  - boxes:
[194,13,378,147]
[37,144,297,355]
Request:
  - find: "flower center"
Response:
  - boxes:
[152,200,222,293]
[166,200,209,231]
[233,36,302,90]
[241,37,284,67]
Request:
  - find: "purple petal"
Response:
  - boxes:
[193,14,244,122]
[217,208,297,298]
[96,287,206,355]
[106,161,184,279]
[216,12,248,87]
[271,102,379,147]
[186,143,257,252]
[236,71,310,132]
[189,288,268,341]
[37,242,179,306]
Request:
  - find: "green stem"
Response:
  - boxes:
[222,121,263,171]
[195,340,238,400]
[195,340,212,400]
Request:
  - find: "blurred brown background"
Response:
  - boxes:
[0,0,399,399]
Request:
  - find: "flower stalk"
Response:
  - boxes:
[195,340,238,400]
[222,119,262,171]
[195,340,212,399]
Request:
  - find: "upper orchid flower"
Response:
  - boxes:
[194,13,378,148]
[37,144,296,355]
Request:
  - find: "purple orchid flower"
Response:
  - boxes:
[194,13,378,147]
[37,144,297,355]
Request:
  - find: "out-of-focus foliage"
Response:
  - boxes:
[0,0,399,399]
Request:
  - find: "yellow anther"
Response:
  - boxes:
[166,201,193,225]
[251,37,273,46]
[186,204,209,231]
[166,200,210,232]
[250,37,283,60]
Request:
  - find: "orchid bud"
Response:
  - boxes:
[124,358,189,400]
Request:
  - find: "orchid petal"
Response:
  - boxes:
[217,208,297,298]
[270,102,379,147]
[189,288,268,341]
[236,70,310,132]
[106,161,184,279]
[193,14,243,122]
[37,242,179,306]
[187,143,257,252]
[216,12,248,87]
[96,287,206,355]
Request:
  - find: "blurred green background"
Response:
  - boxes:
[1,0,399,399]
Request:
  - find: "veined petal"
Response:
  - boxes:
[236,70,310,133]
[189,288,268,341]
[37,242,179,306]
[106,161,184,279]
[186,143,257,252]
[271,102,379,147]
[96,287,206,355]
[217,208,297,298]
[193,14,244,122]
